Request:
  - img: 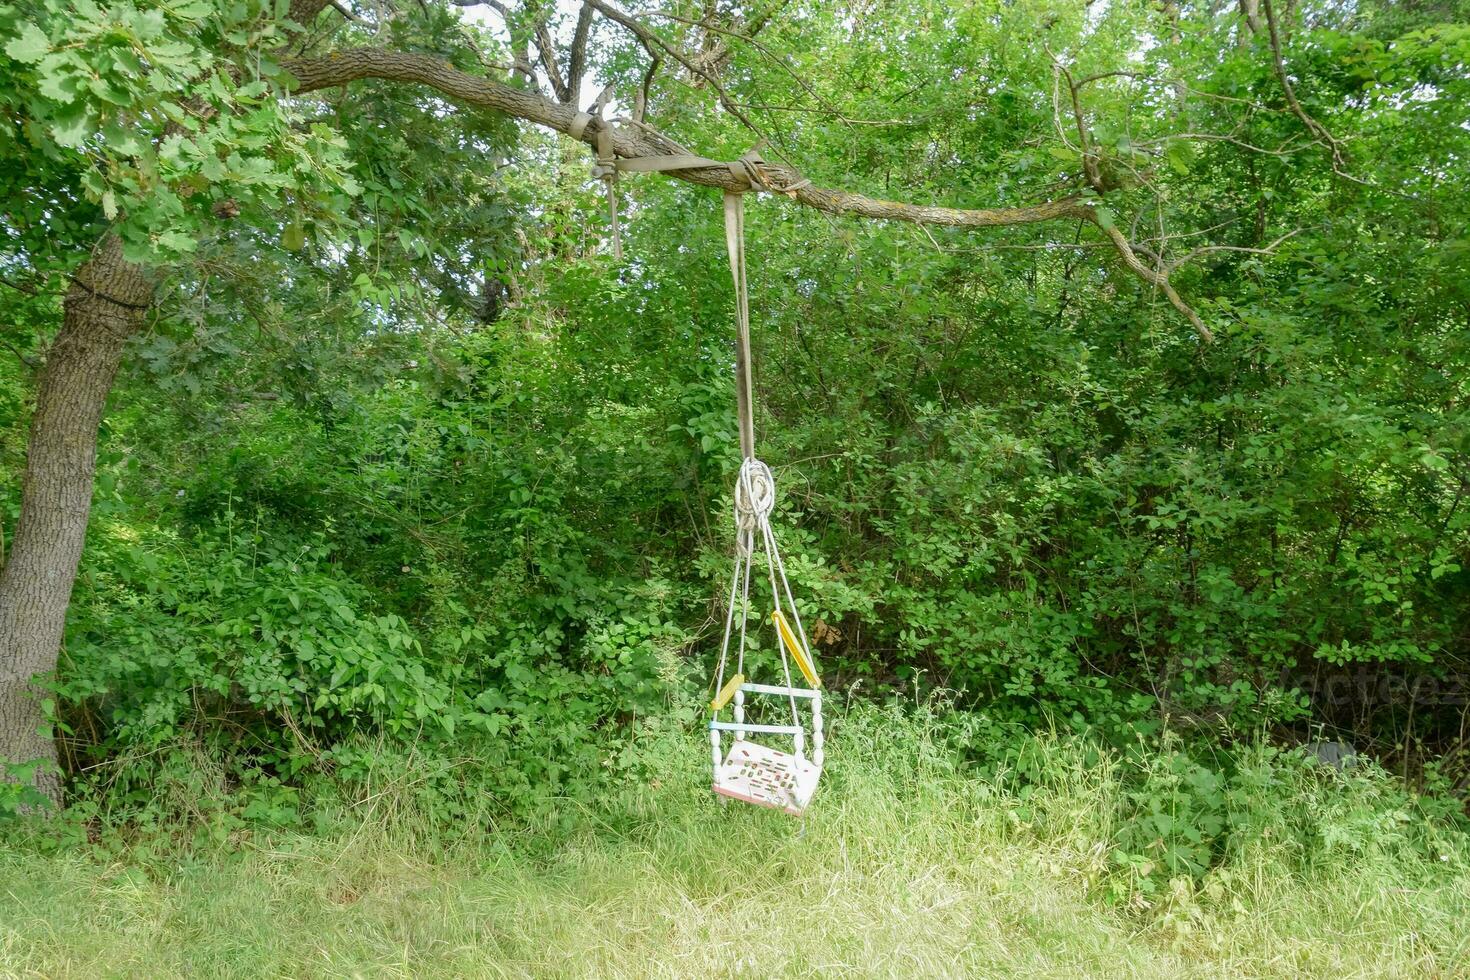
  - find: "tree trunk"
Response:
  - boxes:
[0,235,152,805]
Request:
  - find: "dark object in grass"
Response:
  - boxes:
[1305,741,1359,770]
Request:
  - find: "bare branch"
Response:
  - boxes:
[740,0,789,40]
[725,101,912,126]
[0,274,42,297]
[1136,130,1309,158]
[686,0,792,82]
[1239,0,1263,36]
[325,0,367,25]
[648,8,857,133]
[0,336,39,371]
[1093,219,1212,342]
[1049,53,1106,194]
[481,0,539,89]
[533,17,571,102]
[1039,46,1210,338]
[566,3,595,98]
[1261,0,1368,187]
[634,47,661,123]
[583,0,764,139]
[1074,69,1143,87]
[1166,229,1302,273]
[686,0,783,78]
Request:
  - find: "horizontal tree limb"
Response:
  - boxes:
[283,47,1208,340]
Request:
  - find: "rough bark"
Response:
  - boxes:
[0,236,153,804]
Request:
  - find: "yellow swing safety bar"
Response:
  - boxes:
[772,610,821,689]
[710,672,745,712]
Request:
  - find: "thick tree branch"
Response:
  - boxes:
[288,0,335,23]
[282,47,1208,338]
[566,3,595,99]
[532,17,571,102]
[285,49,1083,221]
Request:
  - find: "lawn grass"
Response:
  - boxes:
[1,705,1467,978]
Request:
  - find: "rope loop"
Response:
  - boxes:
[734,457,776,534]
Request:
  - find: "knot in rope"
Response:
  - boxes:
[568,103,815,263]
[727,148,769,193]
[571,110,624,259]
[734,457,775,536]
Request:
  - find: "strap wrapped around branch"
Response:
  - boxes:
[568,111,810,259]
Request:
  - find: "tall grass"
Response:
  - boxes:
[2,703,1467,977]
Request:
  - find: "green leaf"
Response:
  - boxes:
[156,229,198,253]
[4,23,51,64]
[36,55,82,102]
[1420,450,1449,471]
[1164,140,1194,175]
[49,109,95,148]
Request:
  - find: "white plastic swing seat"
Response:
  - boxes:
[712,739,821,816]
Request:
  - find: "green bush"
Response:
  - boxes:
[57,508,694,822]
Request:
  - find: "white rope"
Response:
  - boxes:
[712,542,743,702]
[734,458,774,547]
[712,457,804,748]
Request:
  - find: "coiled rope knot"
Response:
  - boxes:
[734,458,775,540]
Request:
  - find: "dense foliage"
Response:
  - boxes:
[2,0,1469,848]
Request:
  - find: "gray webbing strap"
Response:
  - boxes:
[568,109,785,261]
[723,190,756,460]
[617,153,728,173]
[569,110,625,259]
[594,122,621,260]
